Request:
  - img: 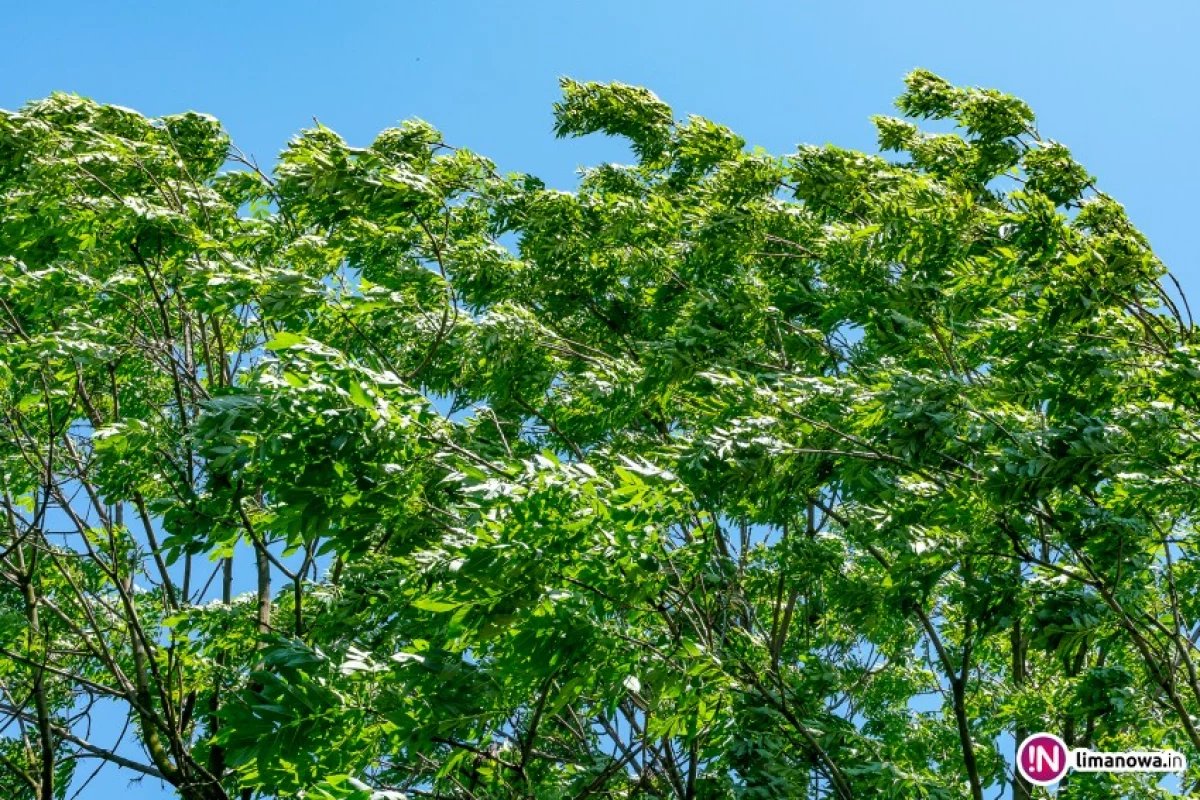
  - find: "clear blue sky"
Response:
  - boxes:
[3,1,1197,796]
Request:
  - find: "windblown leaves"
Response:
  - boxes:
[1,73,1198,800]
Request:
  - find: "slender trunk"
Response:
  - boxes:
[206,556,234,783]
[685,738,698,800]
[19,547,55,800]
[241,542,270,800]
[256,543,271,638]
[950,676,984,800]
[1011,564,1030,800]
[183,554,193,602]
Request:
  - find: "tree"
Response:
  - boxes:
[0,70,1197,799]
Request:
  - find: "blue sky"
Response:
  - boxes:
[3,1,1198,796]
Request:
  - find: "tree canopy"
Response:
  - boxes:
[1,71,1198,799]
